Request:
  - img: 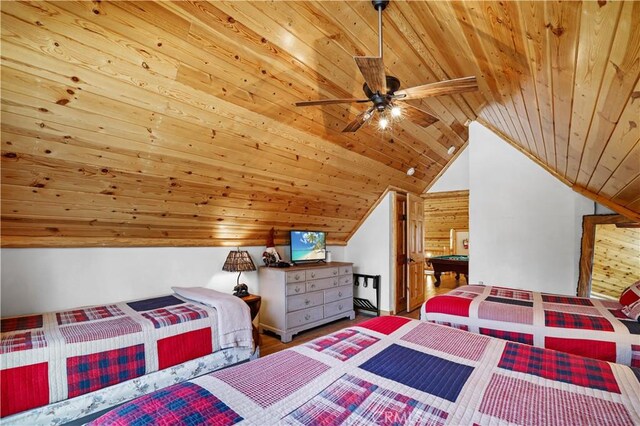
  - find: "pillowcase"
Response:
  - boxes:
[622,299,640,322]
[619,280,640,307]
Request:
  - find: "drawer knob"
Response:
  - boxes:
[333,281,338,286]
[305,314,310,320]
[338,292,342,297]
[338,304,343,310]
[311,273,315,278]
[305,299,310,305]
[333,270,338,275]
[295,287,300,293]
[295,274,300,280]
[311,284,316,289]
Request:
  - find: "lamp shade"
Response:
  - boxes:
[222,250,256,273]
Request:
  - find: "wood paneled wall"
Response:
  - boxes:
[591,224,640,299]
[423,190,469,256]
[1,1,638,248]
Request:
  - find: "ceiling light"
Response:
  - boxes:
[379,117,389,129]
[406,167,415,176]
[447,146,456,155]
[390,105,402,118]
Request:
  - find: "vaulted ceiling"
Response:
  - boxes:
[1,1,638,247]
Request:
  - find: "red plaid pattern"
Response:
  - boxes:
[479,373,633,425]
[430,321,469,331]
[632,345,640,368]
[1,331,47,354]
[490,287,532,301]
[479,328,533,345]
[542,294,593,306]
[498,342,619,393]
[544,310,614,331]
[60,317,142,343]
[56,305,124,325]
[91,382,242,426]
[142,304,209,329]
[67,344,146,398]
[402,322,489,361]
[1,315,43,333]
[306,329,379,361]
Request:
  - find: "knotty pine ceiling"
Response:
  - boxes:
[1,1,639,248]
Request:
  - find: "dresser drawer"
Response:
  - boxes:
[306,267,339,280]
[286,282,306,296]
[306,277,339,292]
[324,285,353,304]
[287,306,323,328]
[286,270,306,283]
[287,291,323,312]
[324,299,352,317]
[339,265,353,276]
[339,274,353,286]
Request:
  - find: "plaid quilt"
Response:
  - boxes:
[422,285,640,366]
[91,317,640,426]
[1,295,252,418]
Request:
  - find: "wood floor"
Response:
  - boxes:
[259,273,461,357]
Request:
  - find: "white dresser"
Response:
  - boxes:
[258,262,355,343]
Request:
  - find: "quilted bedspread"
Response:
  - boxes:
[421,285,640,366]
[92,316,640,426]
[0,294,251,417]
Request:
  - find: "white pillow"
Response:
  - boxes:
[622,299,640,322]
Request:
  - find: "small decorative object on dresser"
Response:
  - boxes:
[259,262,355,342]
[222,249,256,297]
[262,227,281,267]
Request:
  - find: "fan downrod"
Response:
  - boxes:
[372,0,389,11]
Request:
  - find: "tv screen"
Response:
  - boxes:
[290,231,326,263]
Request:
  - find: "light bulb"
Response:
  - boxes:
[379,117,389,129]
[390,105,402,118]
[364,111,372,120]
[447,146,456,155]
[406,167,415,176]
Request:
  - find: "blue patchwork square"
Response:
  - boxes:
[359,344,474,402]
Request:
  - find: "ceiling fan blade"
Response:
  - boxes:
[394,76,478,100]
[295,98,369,107]
[342,107,374,133]
[354,56,386,94]
[398,102,439,127]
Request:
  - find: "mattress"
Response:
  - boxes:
[421,285,640,366]
[0,293,254,420]
[91,316,640,425]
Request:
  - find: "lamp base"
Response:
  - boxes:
[233,283,249,298]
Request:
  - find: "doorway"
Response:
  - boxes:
[393,192,426,313]
[394,193,407,313]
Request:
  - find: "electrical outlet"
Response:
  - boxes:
[478,281,484,285]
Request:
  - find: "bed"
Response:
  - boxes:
[421,285,640,366]
[90,316,640,425]
[0,287,255,425]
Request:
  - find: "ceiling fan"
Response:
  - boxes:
[295,0,478,133]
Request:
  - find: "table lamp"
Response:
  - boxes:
[223,249,256,297]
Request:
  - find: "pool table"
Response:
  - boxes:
[427,255,468,287]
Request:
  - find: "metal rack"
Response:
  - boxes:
[352,273,381,316]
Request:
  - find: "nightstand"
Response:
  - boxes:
[240,294,261,346]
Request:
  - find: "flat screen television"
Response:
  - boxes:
[290,230,326,263]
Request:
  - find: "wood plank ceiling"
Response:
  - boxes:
[1,1,638,247]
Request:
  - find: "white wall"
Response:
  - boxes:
[468,122,594,295]
[1,244,345,317]
[344,192,393,312]
[427,146,469,192]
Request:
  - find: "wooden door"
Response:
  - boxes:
[394,193,407,313]
[407,193,426,311]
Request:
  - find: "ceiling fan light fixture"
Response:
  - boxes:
[447,146,456,155]
[379,117,389,130]
[406,167,415,176]
[390,105,402,118]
